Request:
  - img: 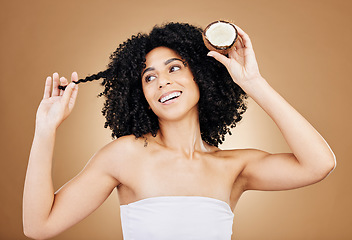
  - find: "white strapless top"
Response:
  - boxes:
[120,196,234,240]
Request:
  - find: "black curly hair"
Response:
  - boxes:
[62,22,248,147]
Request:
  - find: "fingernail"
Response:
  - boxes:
[207,52,214,57]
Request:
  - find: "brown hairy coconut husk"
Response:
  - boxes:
[203,20,238,55]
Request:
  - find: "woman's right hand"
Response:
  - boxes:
[35,72,79,130]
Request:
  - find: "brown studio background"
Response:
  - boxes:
[1,0,351,239]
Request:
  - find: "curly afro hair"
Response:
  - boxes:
[72,22,247,147]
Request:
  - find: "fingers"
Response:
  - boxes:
[68,83,79,110]
[57,72,78,90]
[234,35,244,50]
[45,72,78,98]
[234,25,253,49]
[69,72,79,107]
[63,72,79,110]
[207,51,230,68]
[229,42,241,59]
[71,71,78,83]
[61,82,76,107]
[52,72,60,97]
[229,35,245,59]
[59,77,68,96]
[43,76,52,99]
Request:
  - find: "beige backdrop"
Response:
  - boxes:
[1,0,351,239]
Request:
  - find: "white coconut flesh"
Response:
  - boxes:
[205,22,236,47]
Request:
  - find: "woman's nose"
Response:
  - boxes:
[158,74,172,89]
[159,82,171,89]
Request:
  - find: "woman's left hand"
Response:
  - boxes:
[207,25,262,88]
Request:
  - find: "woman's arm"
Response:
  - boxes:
[208,26,336,191]
[234,77,335,190]
[23,73,119,239]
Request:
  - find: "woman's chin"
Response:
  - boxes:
[154,106,199,123]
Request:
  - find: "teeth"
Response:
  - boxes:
[160,92,181,103]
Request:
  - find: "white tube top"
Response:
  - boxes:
[120,196,234,240]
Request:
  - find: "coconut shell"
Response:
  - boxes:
[203,20,238,55]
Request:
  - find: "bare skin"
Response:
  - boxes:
[23,26,336,239]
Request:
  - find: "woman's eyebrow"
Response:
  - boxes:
[142,67,155,76]
[142,58,185,76]
[164,58,184,65]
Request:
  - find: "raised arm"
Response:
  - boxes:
[23,73,119,239]
[208,26,336,191]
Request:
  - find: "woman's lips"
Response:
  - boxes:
[158,91,182,104]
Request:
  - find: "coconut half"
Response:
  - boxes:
[203,20,238,55]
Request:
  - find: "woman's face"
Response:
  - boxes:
[141,46,200,121]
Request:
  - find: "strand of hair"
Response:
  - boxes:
[58,70,109,90]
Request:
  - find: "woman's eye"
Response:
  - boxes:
[170,65,181,72]
[145,75,156,82]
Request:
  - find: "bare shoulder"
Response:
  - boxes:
[101,135,144,157]
[89,135,145,180]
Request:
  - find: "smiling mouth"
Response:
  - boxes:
[159,91,182,103]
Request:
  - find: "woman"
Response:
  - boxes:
[23,22,336,239]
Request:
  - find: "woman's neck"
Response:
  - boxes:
[156,113,210,159]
